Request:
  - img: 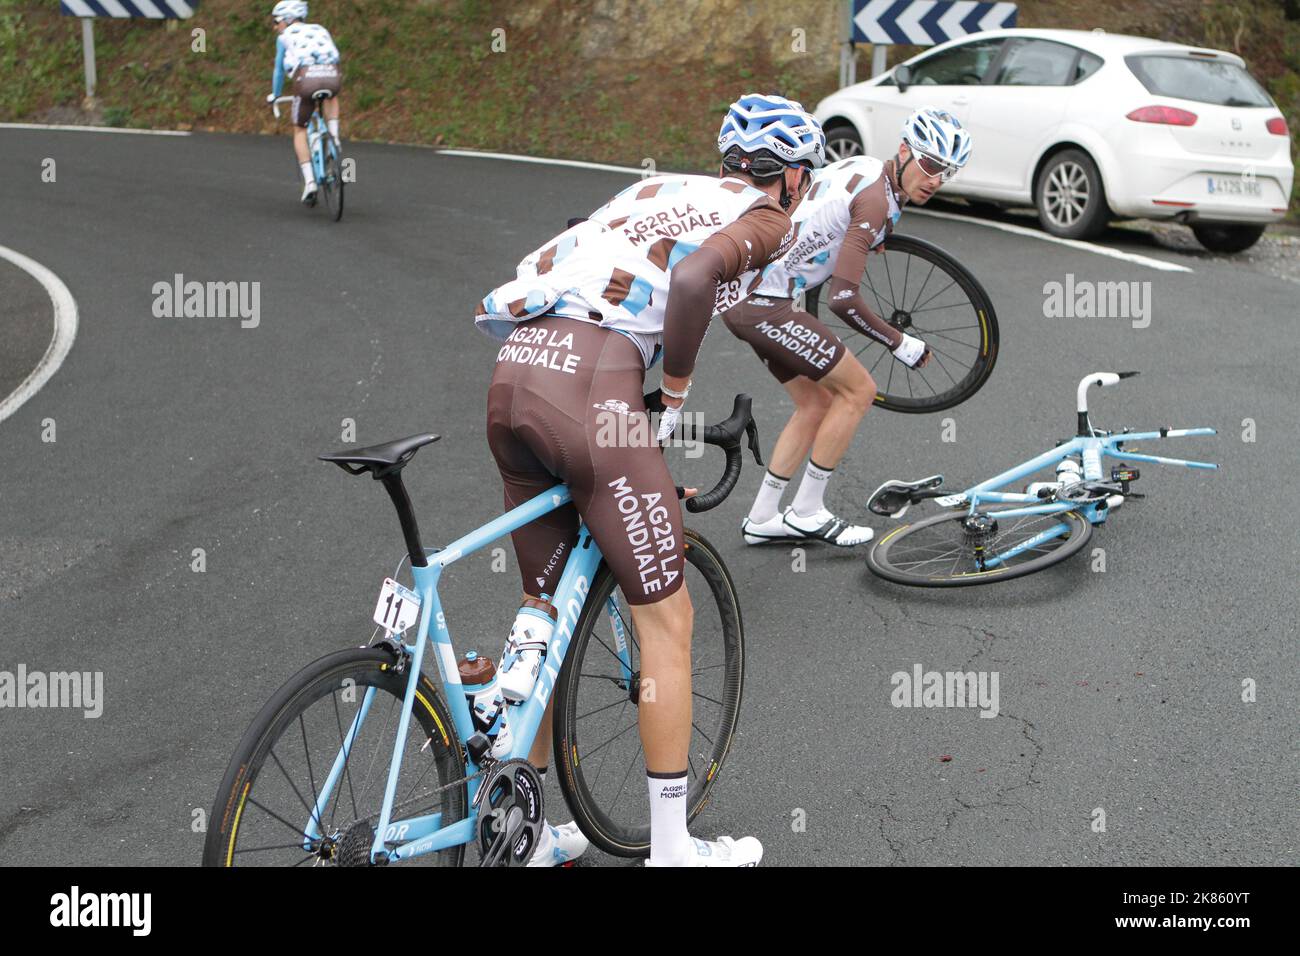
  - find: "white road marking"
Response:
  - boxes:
[437,148,646,176]
[0,247,79,425]
[908,206,1194,273]
[436,147,1195,273]
[0,123,190,136]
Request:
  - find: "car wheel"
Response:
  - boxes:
[1191,222,1265,254]
[1035,149,1109,240]
[824,125,864,162]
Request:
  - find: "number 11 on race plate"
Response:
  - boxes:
[373,577,422,634]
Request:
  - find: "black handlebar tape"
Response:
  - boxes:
[686,443,743,513]
[641,392,754,513]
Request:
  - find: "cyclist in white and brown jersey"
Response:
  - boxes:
[474,94,825,866]
[721,107,973,547]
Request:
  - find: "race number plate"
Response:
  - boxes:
[373,577,421,634]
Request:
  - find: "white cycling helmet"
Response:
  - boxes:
[272,1,308,23]
[718,93,826,171]
[901,107,972,171]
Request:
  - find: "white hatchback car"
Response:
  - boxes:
[814,28,1294,252]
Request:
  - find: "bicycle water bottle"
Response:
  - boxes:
[497,596,557,703]
[1056,456,1084,486]
[1029,456,1083,497]
[458,652,508,746]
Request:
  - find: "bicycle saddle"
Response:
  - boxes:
[868,474,944,518]
[319,434,440,477]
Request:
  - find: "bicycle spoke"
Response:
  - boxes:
[577,696,634,721]
[691,720,715,747]
[268,747,322,833]
[330,693,361,827]
[607,741,642,817]
[245,794,317,844]
[910,277,959,313]
[907,261,939,312]
[692,689,725,708]
[231,841,317,856]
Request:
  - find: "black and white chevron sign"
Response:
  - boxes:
[60,0,197,17]
[852,0,1017,45]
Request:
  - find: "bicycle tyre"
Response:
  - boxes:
[867,507,1092,587]
[203,645,467,867]
[806,233,998,413]
[321,135,344,222]
[553,527,744,858]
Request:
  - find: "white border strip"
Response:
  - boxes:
[908,206,1194,273]
[437,148,647,177]
[437,148,1194,274]
[0,247,79,424]
[0,123,190,136]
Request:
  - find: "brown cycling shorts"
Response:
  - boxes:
[720,295,845,385]
[291,64,341,127]
[486,315,685,606]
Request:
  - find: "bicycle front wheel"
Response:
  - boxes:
[806,233,998,413]
[867,507,1092,587]
[553,527,744,858]
[203,646,467,866]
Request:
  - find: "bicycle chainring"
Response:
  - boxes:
[476,759,544,867]
[1055,480,1120,504]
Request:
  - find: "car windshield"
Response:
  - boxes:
[1125,55,1273,107]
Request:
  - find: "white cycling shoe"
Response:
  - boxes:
[782,508,874,547]
[741,510,796,545]
[527,821,589,867]
[300,181,318,205]
[645,835,763,867]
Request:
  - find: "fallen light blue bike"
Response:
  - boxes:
[865,371,1218,587]
[203,395,761,865]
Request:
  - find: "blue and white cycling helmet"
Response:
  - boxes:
[272,1,308,23]
[718,93,826,172]
[900,107,972,176]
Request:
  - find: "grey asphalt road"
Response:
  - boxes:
[0,127,1295,867]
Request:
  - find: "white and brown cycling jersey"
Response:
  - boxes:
[756,156,903,299]
[475,173,795,367]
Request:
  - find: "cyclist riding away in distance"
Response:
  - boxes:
[474,93,825,866]
[267,1,342,205]
[722,107,972,547]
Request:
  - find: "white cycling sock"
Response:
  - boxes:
[747,470,790,524]
[299,162,314,185]
[791,459,834,518]
[327,118,340,141]
[647,771,691,866]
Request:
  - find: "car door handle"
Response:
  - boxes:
[952,97,970,106]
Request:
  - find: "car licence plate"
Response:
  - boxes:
[1206,175,1261,197]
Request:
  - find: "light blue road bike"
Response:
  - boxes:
[204,396,761,865]
[272,94,344,221]
[865,372,1218,586]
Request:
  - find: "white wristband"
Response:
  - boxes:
[892,332,926,368]
[660,380,690,401]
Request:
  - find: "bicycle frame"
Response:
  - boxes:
[306,110,336,184]
[299,483,621,863]
[923,372,1218,570]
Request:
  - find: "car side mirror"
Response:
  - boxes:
[894,64,912,92]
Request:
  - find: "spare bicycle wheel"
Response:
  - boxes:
[806,234,998,413]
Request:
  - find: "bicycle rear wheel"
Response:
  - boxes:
[806,233,998,413]
[203,646,467,866]
[553,528,744,858]
[867,507,1092,587]
[320,134,344,222]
